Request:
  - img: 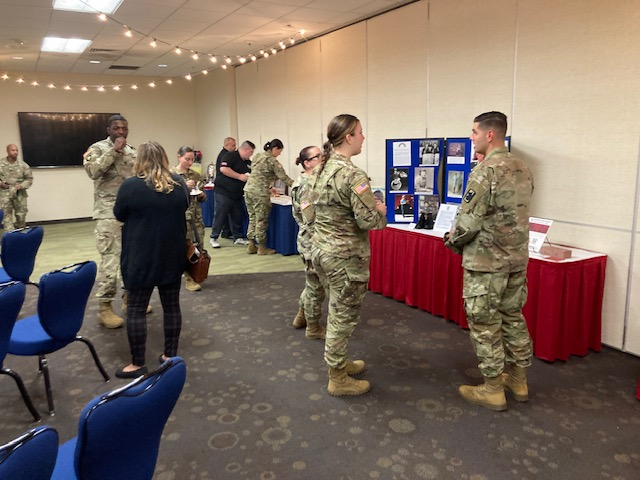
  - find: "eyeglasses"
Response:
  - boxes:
[307,153,322,161]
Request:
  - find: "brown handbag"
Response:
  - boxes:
[186,217,211,283]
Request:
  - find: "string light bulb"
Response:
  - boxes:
[150,39,157,48]
[113,85,120,91]
[131,85,138,89]
[166,79,173,84]
[98,13,107,21]
[225,56,232,64]
[185,74,192,80]
[202,69,208,74]
[290,37,295,45]
[47,84,55,89]
[221,64,227,70]
[250,55,257,62]
[31,81,39,86]
[209,55,217,63]
[16,78,24,83]
[97,86,105,92]
[239,57,246,64]
[64,85,71,90]
[149,82,156,87]
[174,48,182,55]
[1,74,8,80]
[124,28,133,38]
[191,52,198,60]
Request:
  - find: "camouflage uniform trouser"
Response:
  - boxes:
[462,269,533,378]
[1,192,27,230]
[244,192,271,244]
[298,257,326,326]
[95,218,123,303]
[311,248,369,369]
[185,202,206,283]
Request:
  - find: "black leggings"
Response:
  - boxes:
[126,280,182,366]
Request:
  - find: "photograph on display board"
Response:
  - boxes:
[394,194,414,221]
[447,141,466,165]
[448,171,464,198]
[414,167,434,194]
[419,139,440,166]
[417,194,439,215]
[392,141,412,166]
[389,167,409,192]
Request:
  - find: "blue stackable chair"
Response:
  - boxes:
[0,426,59,480]
[8,261,109,415]
[0,280,40,421]
[0,226,44,285]
[52,357,187,480]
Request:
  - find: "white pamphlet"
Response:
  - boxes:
[434,204,458,232]
[529,217,553,253]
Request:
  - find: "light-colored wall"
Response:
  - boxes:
[0,72,197,222]
[2,0,639,356]
[223,0,640,355]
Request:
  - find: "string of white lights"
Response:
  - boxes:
[0,2,307,92]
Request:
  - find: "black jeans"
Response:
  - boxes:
[211,191,244,240]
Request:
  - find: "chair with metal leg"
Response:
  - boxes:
[8,261,109,415]
[0,280,40,421]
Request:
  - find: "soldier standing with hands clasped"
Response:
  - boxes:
[0,144,33,230]
[444,111,534,411]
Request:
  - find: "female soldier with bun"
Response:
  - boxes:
[243,139,294,255]
[290,145,325,340]
[310,114,387,396]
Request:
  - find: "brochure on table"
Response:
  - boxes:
[529,217,553,253]
[385,138,444,224]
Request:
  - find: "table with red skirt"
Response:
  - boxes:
[369,225,607,363]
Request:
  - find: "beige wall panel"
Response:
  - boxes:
[193,68,238,173]
[548,222,629,349]
[236,62,263,152]
[319,22,368,172]
[0,71,196,222]
[285,40,324,174]
[427,0,516,137]
[627,241,640,355]
[514,0,640,229]
[254,53,293,175]
[366,1,428,187]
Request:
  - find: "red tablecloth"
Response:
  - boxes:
[369,226,607,362]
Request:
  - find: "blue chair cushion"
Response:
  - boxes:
[51,438,77,480]
[8,315,72,356]
[0,270,10,283]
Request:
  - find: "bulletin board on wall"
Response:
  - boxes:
[384,138,444,224]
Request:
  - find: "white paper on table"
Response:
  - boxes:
[529,217,553,253]
[434,204,458,232]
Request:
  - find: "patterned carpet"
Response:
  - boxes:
[1,271,639,479]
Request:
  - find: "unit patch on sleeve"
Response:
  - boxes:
[464,189,476,203]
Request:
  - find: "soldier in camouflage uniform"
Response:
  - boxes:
[444,111,534,411]
[83,115,136,329]
[290,145,325,340]
[0,144,33,230]
[310,115,387,396]
[171,146,206,292]
[243,139,293,255]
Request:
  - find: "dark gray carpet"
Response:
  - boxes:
[1,271,639,479]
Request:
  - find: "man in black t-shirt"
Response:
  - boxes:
[210,140,254,248]
[215,137,237,238]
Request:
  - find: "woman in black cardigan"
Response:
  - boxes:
[114,141,189,378]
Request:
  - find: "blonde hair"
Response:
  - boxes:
[134,141,180,193]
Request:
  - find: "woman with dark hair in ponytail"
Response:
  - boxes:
[310,114,387,397]
[290,146,325,340]
[171,146,206,292]
[243,139,294,255]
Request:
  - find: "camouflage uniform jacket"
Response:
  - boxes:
[83,137,136,220]
[311,153,387,259]
[243,152,293,198]
[0,157,33,198]
[291,172,314,259]
[445,147,533,272]
[170,166,205,222]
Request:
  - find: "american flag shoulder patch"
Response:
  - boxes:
[300,200,311,210]
[354,180,370,195]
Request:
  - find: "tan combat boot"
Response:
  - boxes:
[458,376,507,411]
[292,308,306,328]
[246,240,258,254]
[305,323,325,339]
[122,292,153,314]
[327,367,370,396]
[98,302,124,329]
[185,275,202,292]
[502,366,528,402]
[345,359,366,375]
[257,243,276,255]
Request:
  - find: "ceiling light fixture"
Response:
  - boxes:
[42,37,91,54]
[53,0,123,15]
